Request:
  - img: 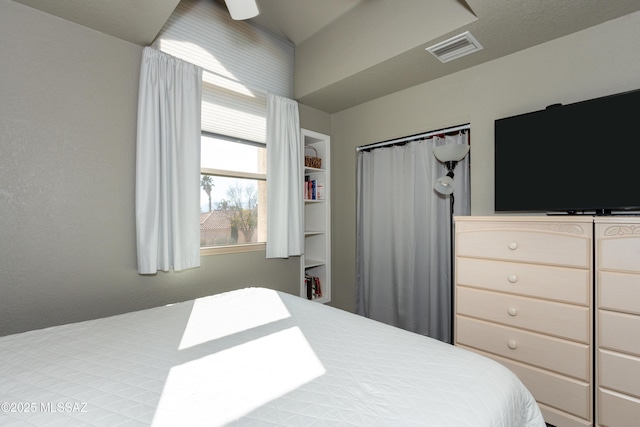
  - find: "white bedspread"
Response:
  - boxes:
[0,288,545,426]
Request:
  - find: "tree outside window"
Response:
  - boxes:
[200,134,266,248]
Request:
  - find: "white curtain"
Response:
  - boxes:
[136,47,203,274]
[266,94,303,258]
[356,132,470,342]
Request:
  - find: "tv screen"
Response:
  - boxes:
[494,88,640,214]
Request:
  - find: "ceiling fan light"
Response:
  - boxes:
[224,0,260,20]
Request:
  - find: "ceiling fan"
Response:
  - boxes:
[224,0,259,20]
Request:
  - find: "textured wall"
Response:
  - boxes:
[329,12,640,312]
[0,1,300,336]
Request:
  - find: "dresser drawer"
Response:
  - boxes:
[597,224,640,273]
[598,388,640,427]
[539,406,592,427]
[456,316,590,381]
[599,349,640,399]
[456,226,591,268]
[599,310,640,357]
[457,257,590,305]
[457,287,590,342]
[460,346,591,422]
[599,271,640,315]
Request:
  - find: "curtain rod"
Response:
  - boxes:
[356,123,470,152]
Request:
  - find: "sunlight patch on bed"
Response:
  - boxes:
[153,326,326,426]
[178,289,291,350]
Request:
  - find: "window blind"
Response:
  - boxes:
[153,0,294,143]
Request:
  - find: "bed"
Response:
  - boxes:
[0,287,545,426]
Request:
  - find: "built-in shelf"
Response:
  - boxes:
[304,259,324,268]
[300,129,330,304]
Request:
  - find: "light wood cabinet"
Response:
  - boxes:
[455,216,594,427]
[300,129,331,303]
[456,216,640,426]
[595,217,640,427]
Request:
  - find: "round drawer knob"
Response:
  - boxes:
[508,340,518,350]
[508,242,518,250]
[508,307,518,316]
[508,274,518,283]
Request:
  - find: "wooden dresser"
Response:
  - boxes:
[595,217,640,426]
[454,216,593,427]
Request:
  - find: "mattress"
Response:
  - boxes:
[0,287,545,426]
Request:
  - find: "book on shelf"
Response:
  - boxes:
[305,274,322,300]
[304,177,323,200]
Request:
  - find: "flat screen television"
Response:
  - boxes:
[494,88,640,215]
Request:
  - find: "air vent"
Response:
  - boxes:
[426,31,483,63]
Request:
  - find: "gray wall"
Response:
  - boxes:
[299,104,331,136]
[329,11,640,313]
[3,1,639,334]
[0,1,301,336]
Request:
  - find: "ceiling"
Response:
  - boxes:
[12,0,640,113]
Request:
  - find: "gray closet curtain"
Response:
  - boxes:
[356,132,470,343]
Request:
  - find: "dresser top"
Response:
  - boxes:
[454,215,594,224]
[594,216,640,224]
[455,215,640,224]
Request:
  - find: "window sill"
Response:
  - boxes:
[200,243,266,256]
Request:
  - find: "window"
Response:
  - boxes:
[152,0,294,254]
[198,70,269,253]
[200,134,266,251]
